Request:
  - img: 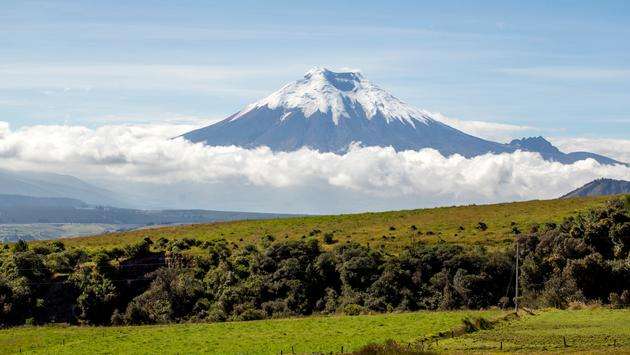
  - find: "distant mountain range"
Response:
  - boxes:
[183,68,625,165]
[562,178,630,198]
[0,194,295,225]
[0,168,125,206]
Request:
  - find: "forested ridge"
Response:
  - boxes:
[1,196,628,327]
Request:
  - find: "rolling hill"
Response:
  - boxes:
[561,178,630,198]
[52,195,613,250]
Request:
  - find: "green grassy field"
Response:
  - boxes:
[50,196,610,251]
[2,309,628,354]
[0,310,501,354]
[439,308,630,353]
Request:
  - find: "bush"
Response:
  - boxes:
[476,222,488,231]
[342,303,365,316]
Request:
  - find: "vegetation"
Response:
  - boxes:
[0,196,627,329]
[0,310,501,354]
[50,196,611,251]
[439,308,630,352]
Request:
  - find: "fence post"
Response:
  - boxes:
[340,345,343,353]
[500,341,503,350]
[563,336,567,348]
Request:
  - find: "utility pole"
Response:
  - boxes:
[514,240,519,313]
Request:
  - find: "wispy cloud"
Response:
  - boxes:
[551,137,630,163]
[431,112,537,142]
[498,67,630,80]
[0,63,299,93]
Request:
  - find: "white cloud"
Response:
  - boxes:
[0,122,9,139]
[551,137,630,163]
[498,67,630,80]
[0,122,628,208]
[0,64,298,93]
[431,112,536,142]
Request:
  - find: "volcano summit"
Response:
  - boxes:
[183,68,624,165]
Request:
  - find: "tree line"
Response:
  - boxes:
[0,197,628,327]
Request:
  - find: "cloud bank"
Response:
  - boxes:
[0,121,628,211]
[551,137,630,164]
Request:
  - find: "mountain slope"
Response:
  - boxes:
[0,194,87,208]
[0,169,124,206]
[182,68,624,165]
[507,137,622,165]
[183,68,512,157]
[561,178,630,198]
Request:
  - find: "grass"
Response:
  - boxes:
[47,196,610,251]
[439,308,630,353]
[0,310,501,354]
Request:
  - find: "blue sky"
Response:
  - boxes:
[2,0,629,139]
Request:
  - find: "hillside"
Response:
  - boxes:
[0,169,124,206]
[3,195,627,332]
[562,178,630,198]
[56,196,611,250]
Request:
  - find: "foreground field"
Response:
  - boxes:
[439,308,630,353]
[53,196,609,250]
[2,309,628,354]
[0,310,500,354]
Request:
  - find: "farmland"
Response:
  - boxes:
[439,308,630,353]
[1,309,628,354]
[0,310,500,354]
[52,196,610,251]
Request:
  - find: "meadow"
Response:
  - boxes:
[2,309,628,354]
[0,310,501,354]
[53,196,609,251]
[439,308,630,353]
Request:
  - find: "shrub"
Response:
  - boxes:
[342,303,365,316]
[323,233,336,245]
[476,222,488,231]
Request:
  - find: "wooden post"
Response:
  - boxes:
[515,240,519,313]
[500,341,503,350]
[563,336,567,347]
[340,345,343,353]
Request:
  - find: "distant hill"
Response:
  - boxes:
[561,178,630,198]
[0,194,295,226]
[51,196,611,250]
[0,194,297,242]
[0,169,125,206]
[506,137,624,165]
[0,194,87,208]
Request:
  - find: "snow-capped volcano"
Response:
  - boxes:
[231,67,433,127]
[183,67,513,156]
[182,68,624,164]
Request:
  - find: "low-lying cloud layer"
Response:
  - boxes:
[0,121,628,211]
